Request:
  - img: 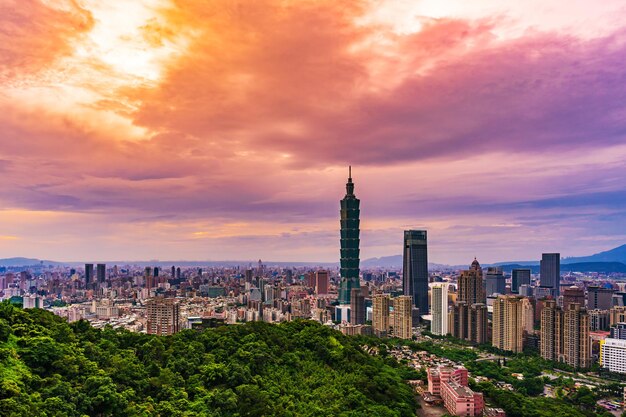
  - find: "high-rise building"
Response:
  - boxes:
[315,270,329,295]
[458,259,485,305]
[468,303,488,345]
[431,283,449,336]
[350,287,365,325]
[85,264,94,288]
[451,301,488,345]
[587,286,615,310]
[485,267,505,296]
[171,265,176,278]
[372,294,391,337]
[540,253,560,296]
[562,303,591,369]
[403,230,428,314]
[146,298,180,335]
[492,295,525,353]
[613,292,626,307]
[610,323,626,340]
[563,286,585,310]
[176,267,181,280]
[600,338,626,374]
[338,167,360,305]
[145,267,154,289]
[610,307,626,326]
[511,269,531,294]
[96,264,106,285]
[392,295,413,339]
[540,299,562,362]
[542,301,591,368]
[589,310,610,331]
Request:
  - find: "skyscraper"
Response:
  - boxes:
[372,294,391,337]
[485,266,505,296]
[146,298,180,335]
[403,230,428,314]
[540,299,562,362]
[563,303,591,369]
[350,287,365,325]
[511,269,531,294]
[467,303,488,345]
[492,295,525,353]
[563,286,585,310]
[145,267,154,289]
[458,259,485,304]
[431,283,449,336]
[587,286,615,310]
[339,167,360,305]
[392,295,413,339]
[540,300,591,368]
[96,264,106,285]
[540,253,560,296]
[85,263,94,288]
[315,270,329,295]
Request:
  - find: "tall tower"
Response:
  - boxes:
[350,287,365,325]
[540,253,560,296]
[511,268,531,294]
[392,296,414,339]
[339,166,360,305]
[458,258,485,304]
[492,295,525,353]
[96,264,106,286]
[372,294,391,337]
[540,299,563,362]
[403,230,429,314]
[85,263,94,288]
[431,283,449,336]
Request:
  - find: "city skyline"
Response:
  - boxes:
[2,1,626,264]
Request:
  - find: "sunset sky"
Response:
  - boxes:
[2,0,626,264]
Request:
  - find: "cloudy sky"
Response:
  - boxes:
[1,0,626,264]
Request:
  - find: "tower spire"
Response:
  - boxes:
[345,165,354,196]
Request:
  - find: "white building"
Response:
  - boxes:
[600,338,626,374]
[431,283,449,336]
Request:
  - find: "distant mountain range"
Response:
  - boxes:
[562,244,626,264]
[0,257,64,267]
[2,244,626,272]
[497,262,626,274]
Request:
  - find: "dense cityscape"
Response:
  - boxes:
[2,171,626,416]
[4,1,626,416]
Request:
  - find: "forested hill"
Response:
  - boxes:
[0,302,417,417]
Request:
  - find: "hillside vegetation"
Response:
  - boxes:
[0,302,416,417]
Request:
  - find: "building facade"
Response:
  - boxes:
[511,269,531,294]
[146,298,180,335]
[431,283,449,336]
[372,294,391,337]
[392,295,413,340]
[458,259,485,305]
[600,338,626,374]
[492,295,525,353]
[540,253,560,296]
[403,230,429,314]
[350,287,366,325]
[427,366,484,417]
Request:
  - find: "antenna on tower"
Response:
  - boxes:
[349,165,352,180]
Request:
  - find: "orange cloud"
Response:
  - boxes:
[0,0,93,78]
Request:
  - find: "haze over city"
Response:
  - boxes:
[2,0,626,264]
